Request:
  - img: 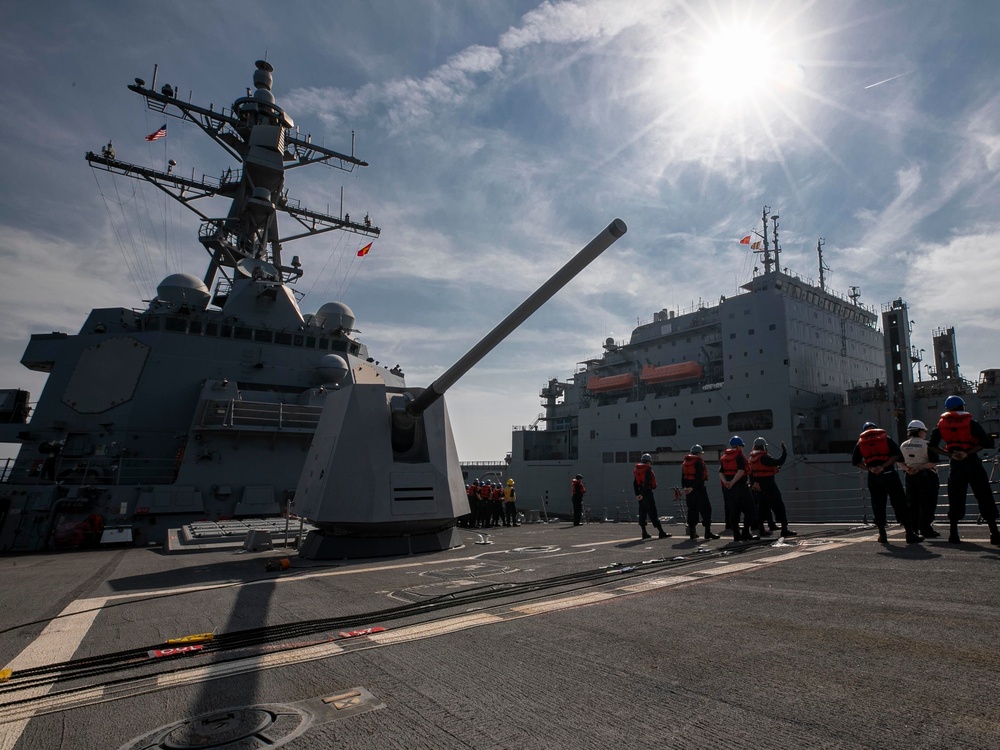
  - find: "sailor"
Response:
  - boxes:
[899,420,942,538]
[468,479,483,528]
[747,438,796,538]
[571,474,586,526]
[852,422,918,543]
[491,482,504,527]
[460,484,475,528]
[681,445,719,540]
[503,478,520,527]
[927,396,1000,545]
[719,436,758,541]
[634,453,670,540]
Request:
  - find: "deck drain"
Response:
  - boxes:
[121,704,309,749]
[119,688,384,750]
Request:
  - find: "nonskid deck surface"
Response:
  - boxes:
[1,520,998,750]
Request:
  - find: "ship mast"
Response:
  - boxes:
[86,60,381,298]
[817,238,829,291]
[754,206,777,274]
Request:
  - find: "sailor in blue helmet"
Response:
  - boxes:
[719,436,758,541]
[852,421,918,543]
[633,453,670,540]
[927,396,1000,545]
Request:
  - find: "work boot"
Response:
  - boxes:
[905,531,923,544]
[641,528,652,540]
[658,529,671,539]
[989,521,1000,546]
[877,526,888,543]
[922,527,940,538]
[687,525,698,540]
[704,526,720,540]
[948,524,960,544]
[780,527,798,538]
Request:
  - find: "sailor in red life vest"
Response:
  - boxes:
[747,438,796,538]
[634,453,670,540]
[571,474,586,526]
[899,420,942,538]
[680,445,720,540]
[927,396,1000,545]
[719,436,758,541]
[851,422,918,543]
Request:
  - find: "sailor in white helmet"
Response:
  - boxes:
[899,420,942,538]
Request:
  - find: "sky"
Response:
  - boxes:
[1,0,999,462]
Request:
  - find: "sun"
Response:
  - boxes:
[694,25,783,105]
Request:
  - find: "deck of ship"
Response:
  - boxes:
[1,518,998,749]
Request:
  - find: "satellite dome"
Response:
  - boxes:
[317,354,349,386]
[313,302,356,332]
[155,273,210,311]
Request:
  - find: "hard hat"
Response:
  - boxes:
[575,474,583,480]
[729,436,744,447]
[507,478,515,485]
[752,437,767,450]
[945,395,965,410]
[689,444,703,455]
[472,479,480,485]
[907,419,926,432]
[640,453,652,463]
[861,422,877,432]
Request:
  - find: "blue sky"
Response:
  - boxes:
[1,0,999,462]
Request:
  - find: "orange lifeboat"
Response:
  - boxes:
[639,361,702,384]
[586,373,636,393]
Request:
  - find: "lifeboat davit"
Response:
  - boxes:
[586,373,636,393]
[639,361,703,384]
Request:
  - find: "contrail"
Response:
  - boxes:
[864,72,909,89]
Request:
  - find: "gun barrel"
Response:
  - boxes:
[406,218,627,417]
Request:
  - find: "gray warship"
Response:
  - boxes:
[0,59,627,556]
[507,207,999,522]
[0,60,388,553]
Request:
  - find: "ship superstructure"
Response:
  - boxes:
[508,209,999,521]
[0,61,392,552]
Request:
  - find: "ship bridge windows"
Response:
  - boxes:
[728,409,773,431]
[650,418,677,437]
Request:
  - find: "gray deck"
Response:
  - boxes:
[1,518,998,749]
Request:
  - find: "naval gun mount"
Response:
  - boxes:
[294,219,627,558]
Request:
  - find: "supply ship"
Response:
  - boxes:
[507,208,999,521]
[0,60,390,552]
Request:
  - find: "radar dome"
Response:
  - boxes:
[156,273,210,311]
[317,354,349,386]
[312,302,356,332]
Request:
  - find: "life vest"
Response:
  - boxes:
[748,449,779,478]
[633,463,657,490]
[571,478,586,496]
[478,485,492,500]
[857,428,890,466]
[466,485,476,499]
[719,448,743,476]
[681,455,707,481]
[503,487,515,502]
[900,437,932,468]
[936,411,977,452]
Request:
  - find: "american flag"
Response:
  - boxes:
[145,124,167,142]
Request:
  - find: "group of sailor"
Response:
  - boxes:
[679,436,797,543]
[460,478,519,529]
[852,395,1000,546]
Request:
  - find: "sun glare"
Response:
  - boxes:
[695,26,778,104]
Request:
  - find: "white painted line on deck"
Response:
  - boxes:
[0,598,107,747]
